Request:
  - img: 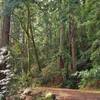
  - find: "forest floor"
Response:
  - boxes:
[6,87,100,100]
[37,87,100,100]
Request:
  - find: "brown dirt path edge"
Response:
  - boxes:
[37,87,100,100]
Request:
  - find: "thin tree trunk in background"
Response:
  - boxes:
[21,32,24,74]
[71,31,77,72]
[30,26,41,71]
[27,37,31,72]
[59,23,64,68]
[27,6,41,71]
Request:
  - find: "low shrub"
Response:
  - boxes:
[79,66,100,89]
[62,72,80,89]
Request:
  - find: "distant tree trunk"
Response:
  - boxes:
[31,31,41,71]
[28,7,41,72]
[0,15,11,47]
[27,37,31,72]
[59,23,64,68]
[68,15,77,73]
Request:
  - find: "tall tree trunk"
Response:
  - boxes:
[0,15,11,47]
[27,5,41,71]
[27,37,31,73]
[59,23,64,68]
[0,5,11,94]
[30,26,41,71]
[68,15,77,73]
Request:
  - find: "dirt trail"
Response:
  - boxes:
[38,87,100,100]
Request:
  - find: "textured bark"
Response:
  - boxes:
[0,2,11,94]
[0,15,11,47]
